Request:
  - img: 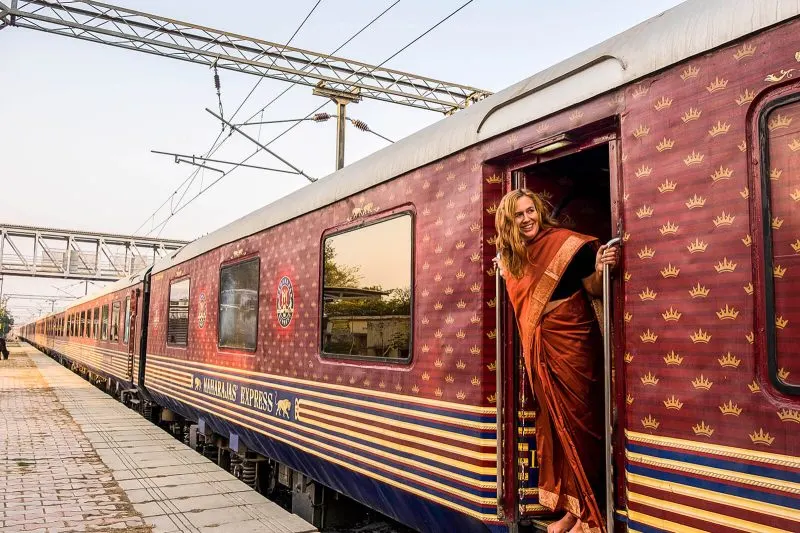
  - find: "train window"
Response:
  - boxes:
[80,311,85,337]
[760,93,800,395]
[101,305,109,340]
[321,214,413,362]
[111,302,121,341]
[218,258,260,351]
[167,278,190,346]
[93,307,100,339]
[123,297,131,344]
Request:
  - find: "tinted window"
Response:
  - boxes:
[168,279,190,346]
[80,311,85,337]
[111,301,120,342]
[219,258,260,351]
[123,297,131,344]
[101,305,109,340]
[93,307,100,339]
[321,215,412,361]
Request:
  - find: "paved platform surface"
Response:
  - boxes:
[0,343,317,533]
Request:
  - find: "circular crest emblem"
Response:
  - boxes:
[197,293,207,329]
[276,276,295,328]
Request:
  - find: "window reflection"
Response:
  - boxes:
[322,215,412,360]
[168,279,190,346]
[219,258,259,351]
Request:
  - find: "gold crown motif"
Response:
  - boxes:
[748,380,761,393]
[684,150,705,166]
[692,374,713,389]
[681,66,700,80]
[710,166,734,183]
[779,367,790,380]
[749,429,775,446]
[664,350,684,365]
[632,85,649,98]
[734,43,756,61]
[487,298,496,308]
[746,331,755,344]
[744,282,754,295]
[485,174,502,184]
[445,314,455,325]
[656,137,675,152]
[471,192,480,203]
[716,304,739,320]
[682,108,702,123]
[456,390,466,400]
[434,244,443,254]
[487,394,496,403]
[434,273,443,283]
[662,307,682,321]
[654,96,673,111]
[708,121,731,137]
[421,317,430,326]
[434,358,444,368]
[658,179,677,193]
[457,183,467,192]
[435,190,444,200]
[687,238,708,253]
[469,223,481,235]
[470,376,480,386]
[422,371,430,381]
[624,271,632,282]
[740,187,749,199]
[456,359,466,369]
[538,189,554,201]
[434,388,443,398]
[768,113,793,131]
[715,258,737,273]
[664,395,684,410]
[456,329,466,339]
[486,203,497,215]
[445,374,454,384]
[790,138,800,152]
[640,330,658,343]
[627,394,634,405]
[661,264,680,278]
[444,345,454,355]
[456,269,466,280]
[444,286,454,295]
[422,261,431,271]
[434,328,443,338]
[633,124,651,138]
[720,401,743,416]
[693,421,715,437]
[624,312,632,323]
[470,313,480,324]
[635,165,653,178]
[642,414,660,430]
[718,352,741,368]
[685,194,706,210]
[569,110,584,122]
[422,344,430,353]
[774,264,787,278]
[435,162,445,171]
[706,77,729,93]
[637,205,654,219]
[422,288,431,297]
[608,93,625,107]
[422,180,430,190]
[736,88,756,106]
[776,316,789,330]
[536,122,550,133]
[469,253,481,265]
[639,287,657,301]
[446,199,455,209]
[455,240,466,250]
[446,171,457,182]
[738,140,748,152]
[638,246,655,259]
[690,329,712,344]
[471,345,481,355]
[641,371,659,386]
[624,352,634,363]
[486,361,495,371]
[486,234,498,246]
[790,189,800,202]
[742,234,752,247]
[659,221,679,236]
[487,329,497,339]
[445,228,454,237]
[792,239,800,253]
[470,282,481,293]
[772,217,784,230]
[411,384,420,393]
[778,409,800,423]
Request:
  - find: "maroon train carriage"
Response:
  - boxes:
[21,1,800,532]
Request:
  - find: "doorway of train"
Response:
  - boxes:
[498,122,625,532]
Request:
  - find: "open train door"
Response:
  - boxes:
[498,123,626,532]
[127,288,138,383]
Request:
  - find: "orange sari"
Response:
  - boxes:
[503,228,605,533]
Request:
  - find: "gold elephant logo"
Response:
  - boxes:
[275,399,291,419]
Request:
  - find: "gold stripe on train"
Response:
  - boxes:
[627,509,710,533]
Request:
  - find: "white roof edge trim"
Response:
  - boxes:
[152,0,800,275]
[31,273,146,323]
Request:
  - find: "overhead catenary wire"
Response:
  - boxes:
[148,0,477,238]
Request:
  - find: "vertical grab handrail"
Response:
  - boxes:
[495,265,504,518]
[602,237,621,533]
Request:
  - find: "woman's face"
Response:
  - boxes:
[514,195,540,240]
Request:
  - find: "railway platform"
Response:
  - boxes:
[0,342,317,533]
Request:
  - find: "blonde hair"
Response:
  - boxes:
[495,189,559,278]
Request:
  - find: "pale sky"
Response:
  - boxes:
[0,0,685,323]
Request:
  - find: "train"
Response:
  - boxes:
[21,1,800,531]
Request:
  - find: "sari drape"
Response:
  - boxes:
[502,228,605,533]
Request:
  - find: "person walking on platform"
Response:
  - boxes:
[494,189,618,533]
[0,335,9,360]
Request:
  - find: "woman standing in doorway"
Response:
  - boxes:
[495,189,618,533]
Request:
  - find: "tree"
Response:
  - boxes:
[0,299,14,336]
[323,241,362,288]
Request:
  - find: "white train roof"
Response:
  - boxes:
[142,0,795,274]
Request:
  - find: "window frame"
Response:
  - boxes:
[93,307,100,339]
[758,91,800,396]
[110,301,121,342]
[101,304,109,341]
[80,310,86,337]
[167,276,191,348]
[217,256,261,353]
[319,209,415,365]
[123,296,131,344]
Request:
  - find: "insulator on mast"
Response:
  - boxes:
[213,64,224,131]
[312,113,332,122]
[350,118,369,132]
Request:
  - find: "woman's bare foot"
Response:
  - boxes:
[567,518,584,533]
[547,513,577,533]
